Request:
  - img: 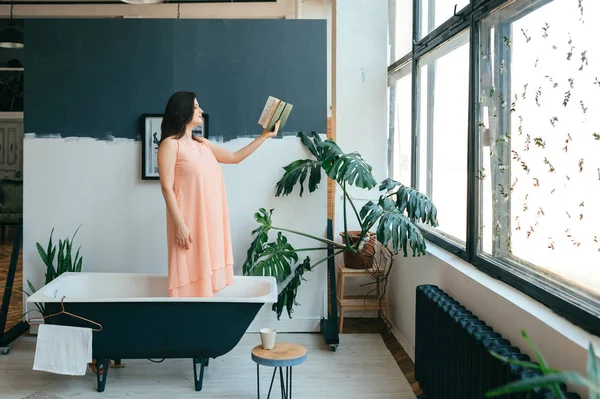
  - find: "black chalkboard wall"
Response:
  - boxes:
[24,18,326,141]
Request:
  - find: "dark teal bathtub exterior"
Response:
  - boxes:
[42,300,264,393]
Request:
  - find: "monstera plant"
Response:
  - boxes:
[242,132,439,319]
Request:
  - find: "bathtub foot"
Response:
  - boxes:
[193,357,206,392]
[96,358,109,393]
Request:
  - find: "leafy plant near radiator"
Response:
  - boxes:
[486,330,600,399]
[242,132,439,319]
[26,226,84,317]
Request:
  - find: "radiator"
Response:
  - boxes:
[414,284,581,399]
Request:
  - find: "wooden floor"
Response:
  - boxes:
[0,332,416,399]
[343,318,423,397]
[0,228,23,335]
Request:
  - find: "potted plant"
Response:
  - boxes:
[242,132,438,320]
[26,226,84,319]
[486,330,600,398]
[339,230,376,269]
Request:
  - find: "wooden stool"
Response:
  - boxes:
[336,264,390,333]
[252,342,307,399]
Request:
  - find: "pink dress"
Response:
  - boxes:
[165,137,234,297]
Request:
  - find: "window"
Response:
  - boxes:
[389,0,413,63]
[416,30,470,245]
[389,68,412,185]
[388,0,600,335]
[478,0,600,308]
[388,0,413,186]
[419,0,469,39]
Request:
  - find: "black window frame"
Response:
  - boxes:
[390,0,600,336]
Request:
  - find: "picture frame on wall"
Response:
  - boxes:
[141,113,209,180]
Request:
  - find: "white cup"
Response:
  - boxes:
[260,328,276,350]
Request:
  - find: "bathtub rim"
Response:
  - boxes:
[26,272,278,304]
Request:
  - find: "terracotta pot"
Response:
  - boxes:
[339,231,376,269]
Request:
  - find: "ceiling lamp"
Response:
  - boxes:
[0,25,24,49]
[0,2,23,49]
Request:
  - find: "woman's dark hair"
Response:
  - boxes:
[159,91,197,144]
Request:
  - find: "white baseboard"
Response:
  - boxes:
[390,323,414,362]
[28,322,40,335]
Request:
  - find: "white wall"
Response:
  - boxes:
[332,0,389,301]
[389,244,600,398]
[333,0,388,204]
[23,134,327,332]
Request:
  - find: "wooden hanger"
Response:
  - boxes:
[28,296,103,332]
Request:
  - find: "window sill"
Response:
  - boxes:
[425,240,600,352]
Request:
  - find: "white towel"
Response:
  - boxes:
[33,324,93,376]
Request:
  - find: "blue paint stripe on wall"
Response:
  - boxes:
[24,18,327,141]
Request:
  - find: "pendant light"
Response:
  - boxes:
[0,2,23,49]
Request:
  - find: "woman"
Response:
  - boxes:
[157,91,279,297]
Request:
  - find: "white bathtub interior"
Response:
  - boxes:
[27,272,278,303]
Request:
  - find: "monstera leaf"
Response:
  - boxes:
[298,131,323,158]
[379,177,403,192]
[245,231,298,283]
[242,208,273,276]
[274,132,324,198]
[317,140,377,190]
[360,197,428,256]
[252,207,273,232]
[379,178,438,227]
[276,132,377,196]
[275,159,322,197]
[242,230,268,276]
[272,257,312,320]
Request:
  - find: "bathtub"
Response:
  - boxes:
[27,272,278,393]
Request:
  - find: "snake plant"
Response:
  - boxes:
[27,226,84,317]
